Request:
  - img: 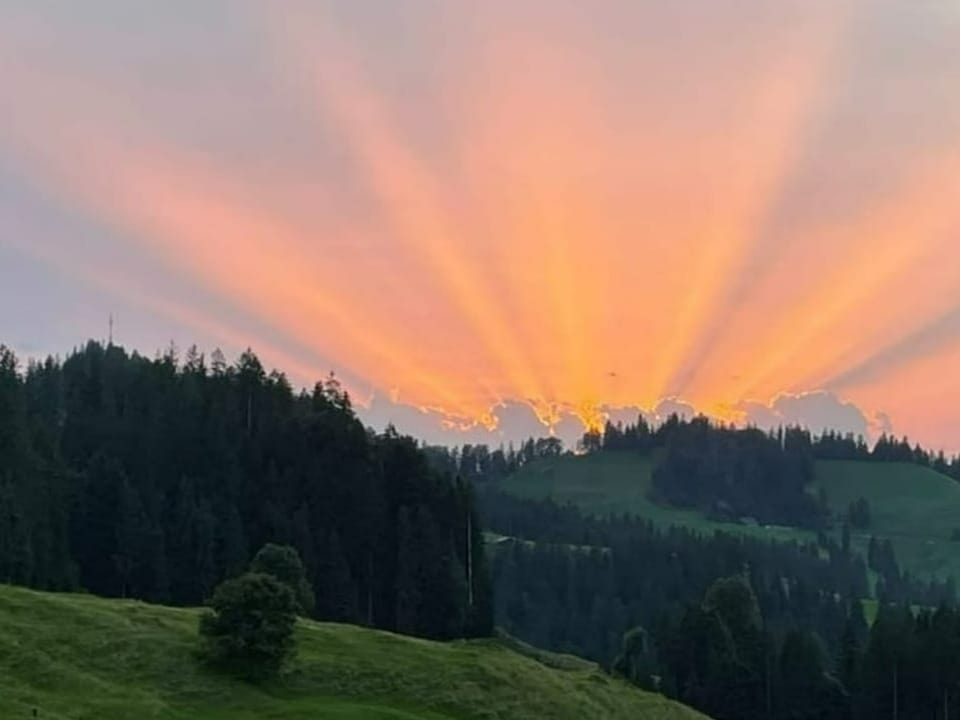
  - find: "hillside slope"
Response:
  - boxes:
[500,451,960,580]
[0,585,707,720]
[812,460,960,579]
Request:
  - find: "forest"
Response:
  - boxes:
[431,415,960,531]
[476,488,960,719]
[5,340,960,719]
[0,341,491,640]
[655,574,960,720]
[431,419,960,720]
[479,486,952,653]
[430,414,960,489]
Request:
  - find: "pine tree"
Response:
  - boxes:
[0,341,494,647]
[114,479,148,598]
[315,530,357,623]
[394,507,421,635]
[218,503,249,579]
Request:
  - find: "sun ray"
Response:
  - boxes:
[651,2,858,401]
[729,152,960,402]
[824,300,960,391]
[2,93,483,418]
[3,1,960,447]
[4,228,340,388]
[453,26,618,428]
[667,2,863,400]
[266,8,552,421]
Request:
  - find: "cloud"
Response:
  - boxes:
[359,390,886,449]
[738,390,873,438]
[652,398,698,423]
[361,395,557,448]
[871,411,894,437]
[735,400,783,430]
[600,405,649,429]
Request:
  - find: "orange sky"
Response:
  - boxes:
[1,0,959,449]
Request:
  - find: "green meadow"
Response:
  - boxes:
[0,584,707,720]
[499,451,960,581]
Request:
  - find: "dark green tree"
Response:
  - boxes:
[249,543,315,616]
[612,626,657,690]
[395,507,423,636]
[198,572,298,681]
[114,479,149,598]
[314,529,358,623]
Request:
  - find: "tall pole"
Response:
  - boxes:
[766,648,772,719]
[367,551,374,626]
[467,502,474,608]
[892,661,898,720]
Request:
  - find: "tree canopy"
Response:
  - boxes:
[250,543,315,615]
[199,571,299,681]
[0,341,492,641]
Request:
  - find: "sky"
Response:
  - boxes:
[1,0,960,450]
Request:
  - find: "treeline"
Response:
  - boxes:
[433,419,830,529]
[424,436,563,483]
[479,489,953,667]
[605,416,960,528]
[431,415,960,531]
[598,415,960,480]
[0,342,491,640]
[429,414,960,488]
[851,603,960,720]
[650,421,827,528]
[480,489,959,719]
[657,575,960,720]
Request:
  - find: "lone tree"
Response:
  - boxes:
[249,543,316,616]
[198,572,298,681]
[612,626,657,690]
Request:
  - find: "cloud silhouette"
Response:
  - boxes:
[652,398,698,423]
[738,390,875,438]
[358,390,887,449]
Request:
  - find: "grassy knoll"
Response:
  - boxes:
[812,461,960,580]
[0,584,707,720]
[499,451,960,580]
[502,451,811,544]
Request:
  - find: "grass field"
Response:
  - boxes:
[499,451,960,581]
[501,451,813,545]
[812,460,960,579]
[0,584,707,720]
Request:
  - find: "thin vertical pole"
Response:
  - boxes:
[467,508,474,608]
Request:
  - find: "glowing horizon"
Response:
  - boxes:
[2,1,960,449]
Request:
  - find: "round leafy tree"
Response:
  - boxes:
[198,572,298,681]
[249,543,316,615]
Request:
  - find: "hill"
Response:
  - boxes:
[0,585,708,720]
[812,460,960,580]
[498,451,960,581]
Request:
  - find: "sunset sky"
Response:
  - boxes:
[2,1,960,450]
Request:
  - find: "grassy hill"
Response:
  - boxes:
[812,460,960,580]
[0,584,707,720]
[499,451,960,581]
